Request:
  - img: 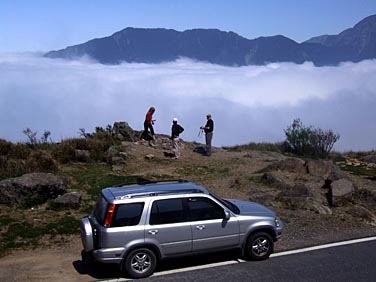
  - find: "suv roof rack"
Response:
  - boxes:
[114,178,188,187]
[116,188,204,200]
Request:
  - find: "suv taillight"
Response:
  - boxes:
[104,204,116,227]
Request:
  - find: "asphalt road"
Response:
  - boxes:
[91,237,376,282]
[107,237,376,282]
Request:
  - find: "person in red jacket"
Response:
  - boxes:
[141,107,156,141]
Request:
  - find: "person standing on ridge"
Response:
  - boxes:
[171,117,184,159]
[200,114,214,156]
[141,106,156,142]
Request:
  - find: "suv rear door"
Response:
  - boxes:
[188,196,240,252]
[145,198,192,256]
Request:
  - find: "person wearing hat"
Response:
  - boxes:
[171,117,184,159]
[200,114,214,156]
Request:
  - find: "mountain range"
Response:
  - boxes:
[44,14,376,66]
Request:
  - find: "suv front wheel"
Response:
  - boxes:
[123,248,157,278]
[244,232,273,260]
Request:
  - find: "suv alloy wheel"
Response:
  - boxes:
[244,232,273,260]
[123,248,157,278]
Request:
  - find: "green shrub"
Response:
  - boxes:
[284,118,340,159]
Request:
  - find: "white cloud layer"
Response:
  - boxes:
[1,53,376,151]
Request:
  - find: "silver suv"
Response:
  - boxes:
[80,180,283,278]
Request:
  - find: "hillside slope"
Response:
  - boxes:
[0,136,376,281]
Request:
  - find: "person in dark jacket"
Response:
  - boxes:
[200,114,214,156]
[171,117,184,159]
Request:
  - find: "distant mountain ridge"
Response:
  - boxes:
[45,14,376,66]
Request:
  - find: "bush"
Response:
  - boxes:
[0,140,30,179]
[0,157,26,180]
[25,150,58,173]
[0,139,12,155]
[284,118,340,159]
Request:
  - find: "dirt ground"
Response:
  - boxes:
[1,139,376,281]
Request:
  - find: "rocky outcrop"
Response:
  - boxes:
[275,184,332,215]
[257,158,354,212]
[113,121,137,141]
[0,173,65,207]
[306,159,347,181]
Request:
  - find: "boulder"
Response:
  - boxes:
[330,178,355,206]
[111,156,125,164]
[0,173,65,207]
[276,184,331,214]
[261,172,286,189]
[346,205,376,226]
[145,154,155,160]
[306,160,346,180]
[112,121,137,141]
[105,146,119,158]
[75,149,90,162]
[51,191,82,209]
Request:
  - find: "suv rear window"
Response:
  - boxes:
[112,203,145,227]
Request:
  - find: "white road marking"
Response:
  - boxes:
[270,236,376,258]
[103,236,376,281]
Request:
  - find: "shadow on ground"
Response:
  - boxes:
[72,249,240,280]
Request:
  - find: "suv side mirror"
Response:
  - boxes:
[224,211,231,220]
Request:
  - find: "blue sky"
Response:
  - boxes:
[1,0,375,53]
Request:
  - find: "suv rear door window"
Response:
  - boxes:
[150,198,187,225]
[112,203,145,227]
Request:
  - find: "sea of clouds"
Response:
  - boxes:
[1,53,376,151]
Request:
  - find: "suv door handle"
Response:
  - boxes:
[148,230,159,235]
[196,225,205,230]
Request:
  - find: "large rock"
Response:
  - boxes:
[113,121,137,141]
[330,178,355,206]
[306,160,346,180]
[276,184,331,214]
[0,173,65,206]
[51,191,82,209]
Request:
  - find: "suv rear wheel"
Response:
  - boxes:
[244,232,273,260]
[123,248,157,278]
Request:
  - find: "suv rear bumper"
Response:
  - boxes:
[92,247,125,264]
